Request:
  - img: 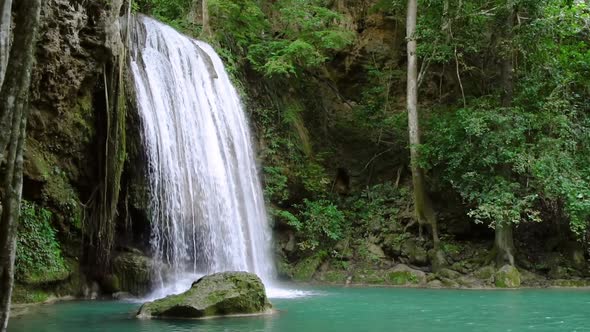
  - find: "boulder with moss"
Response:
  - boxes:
[387,264,426,286]
[112,250,155,296]
[292,252,326,282]
[137,272,272,319]
[495,265,521,288]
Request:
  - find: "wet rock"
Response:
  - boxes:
[112,251,155,296]
[137,272,272,319]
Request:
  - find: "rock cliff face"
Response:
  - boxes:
[14,0,128,302]
[25,0,125,210]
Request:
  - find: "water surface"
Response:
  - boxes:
[8,287,590,332]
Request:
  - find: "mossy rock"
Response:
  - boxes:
[474,266,496,281]
[101,274,122,294]
[439,277,459,288]
[11,285,51,304]
[429,249,448,272]
[353,269,386,284]
[427,279,443,288]
[457,275,482,288]
[548,266,571,280]
[18,256,75,287]
[319,270,349,283]
[292,253,325,282]
[20,265,72,286]
[494,265,521,288]
[112,251,155,296]
[387,271,417,285]
[436,268,462,281]
[551,279,590,287]
[387,264,425,285]
[518,269,547,287]
[401,239,428,265]
[275,255,294,280]
[137,272,272,319]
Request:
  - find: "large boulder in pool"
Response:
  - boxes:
[137,271,272,319]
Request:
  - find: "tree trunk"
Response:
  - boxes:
[0,0,12,87]
[0,113,26,332]
[202,0,211,37]
[187,0,199,24]
[0,0,42,330]
[0,0,41,161]
[406,0,440,252]
[495,1,515,267]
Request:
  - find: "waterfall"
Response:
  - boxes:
[129,15,275,297]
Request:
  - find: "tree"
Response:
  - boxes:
[0,0,12,86]
[406,0,441,263]
[494,0,516,267]
[202,0,210,37]
[0,0,43,330]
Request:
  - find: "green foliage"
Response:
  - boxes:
[423,2,590,236]
[209,0,354,76]
[346,183,408,234]
[263,166,289,204]
[248,0,354,76]
[16,201,68,284]
[135,0,201,35]
[210,0,268,48]
[282,199,346,251]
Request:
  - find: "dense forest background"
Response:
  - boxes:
[4,0,590,306]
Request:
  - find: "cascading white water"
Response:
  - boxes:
[129,15,275,297]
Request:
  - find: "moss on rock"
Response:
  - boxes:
[353,269,386,284]
[474,266,496,281]
[387,264,425,285]
[137,272,271,319]
[292,252,325,282]
[319,270,349,283]
[11,285,51,304]
[551,279,590,287]
[112,251,154,296]
[495,265,521,288]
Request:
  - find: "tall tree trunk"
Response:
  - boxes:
[0,0,41,161]
[187,0,199,24]
[202,0,211,37]
[0,113,26,332]
[0,0,43,330]
[495,1,515,267]
[406,0,441,255]
[0,0,12,87]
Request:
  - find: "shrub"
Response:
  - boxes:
[15,201,68,284]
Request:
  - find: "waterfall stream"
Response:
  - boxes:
[129,15,275,298]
